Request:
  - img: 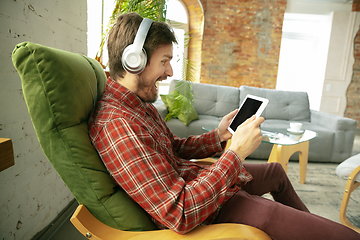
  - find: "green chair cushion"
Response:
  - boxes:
[12,42,157,231]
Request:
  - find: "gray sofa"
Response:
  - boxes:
[154,80,357,163]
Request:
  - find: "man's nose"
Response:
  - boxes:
[165,63,173,77]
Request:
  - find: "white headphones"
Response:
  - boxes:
[121,18,154,74]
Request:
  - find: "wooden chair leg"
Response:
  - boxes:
[339,165,360,234]
[70,204,272,240]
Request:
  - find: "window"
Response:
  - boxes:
[276,13,332,110]
[86,0,189,95]
[87,0,114,67]
[160,0,189,95]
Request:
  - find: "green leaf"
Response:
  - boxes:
[96,0,168,64]
[175,79,194,103]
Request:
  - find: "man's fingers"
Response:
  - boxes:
[238,115,256,128]
[254,116,265,126]
[227,109,238,120]
[236,116,264,132]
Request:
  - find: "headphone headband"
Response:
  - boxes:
[132,18,153,54]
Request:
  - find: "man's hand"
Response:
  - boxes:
[217,109,238,142]
[229,116,264,161]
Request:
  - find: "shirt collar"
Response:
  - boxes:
[105,77,149,117]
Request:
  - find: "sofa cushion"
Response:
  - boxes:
[170,80,240,117]
[240,86,311,122]
[336,154,360,182]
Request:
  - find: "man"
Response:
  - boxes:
[89,12,360,239]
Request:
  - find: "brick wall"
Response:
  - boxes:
[353,0,360,11]
[198,0,286,88]
[345,25,360,127]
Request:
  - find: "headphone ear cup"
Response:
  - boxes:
[121,18,153,75]
[122,44,147,74]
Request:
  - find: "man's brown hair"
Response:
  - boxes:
[107,12,178,80]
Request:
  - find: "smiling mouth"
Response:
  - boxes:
[155,79,160,90]
[155,77,166,90]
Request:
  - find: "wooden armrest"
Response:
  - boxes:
[71,204,271,240]
[190,140,232,166]
[190,158,217,165]
[339,165,360,233]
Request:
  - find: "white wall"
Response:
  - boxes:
[321,11,360,116]
[0,0,87,239]
[286,0,352,14]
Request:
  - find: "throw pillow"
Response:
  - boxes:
[161,90,199,126]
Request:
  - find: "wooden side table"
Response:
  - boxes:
[262,130,317,184]
[0,138,15,172]
[268,141,309,184]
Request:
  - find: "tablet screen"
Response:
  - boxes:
[229,98,263,131]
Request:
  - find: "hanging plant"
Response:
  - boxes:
[95,0,166,66]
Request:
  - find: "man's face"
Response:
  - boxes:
[135,44,173,103]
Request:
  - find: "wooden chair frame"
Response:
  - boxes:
[339,164,360,233]
[70,156,271,239]
[70,204,271,240]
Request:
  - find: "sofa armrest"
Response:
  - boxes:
[310,110,357,131]
[153,98,168,119]
[311,109,357,162]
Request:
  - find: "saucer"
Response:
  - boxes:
[287,128,304,135]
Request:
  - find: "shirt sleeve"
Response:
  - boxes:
[92,118,244,234]
[171,129,227,160]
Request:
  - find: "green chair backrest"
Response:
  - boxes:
[12,42,157,231]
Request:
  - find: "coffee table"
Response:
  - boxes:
[202,126,317,184]
[261,129,317,184]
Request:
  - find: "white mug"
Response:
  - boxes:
[290,122,302,131]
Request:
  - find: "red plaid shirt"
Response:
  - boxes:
[88,78,253,234]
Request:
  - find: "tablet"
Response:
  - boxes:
[227,94,269,134]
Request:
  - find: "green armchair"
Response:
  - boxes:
[12,42,270,240]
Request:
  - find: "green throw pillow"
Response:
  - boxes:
[161,90,199,126]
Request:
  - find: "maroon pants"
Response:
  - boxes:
[215,162,360,240]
